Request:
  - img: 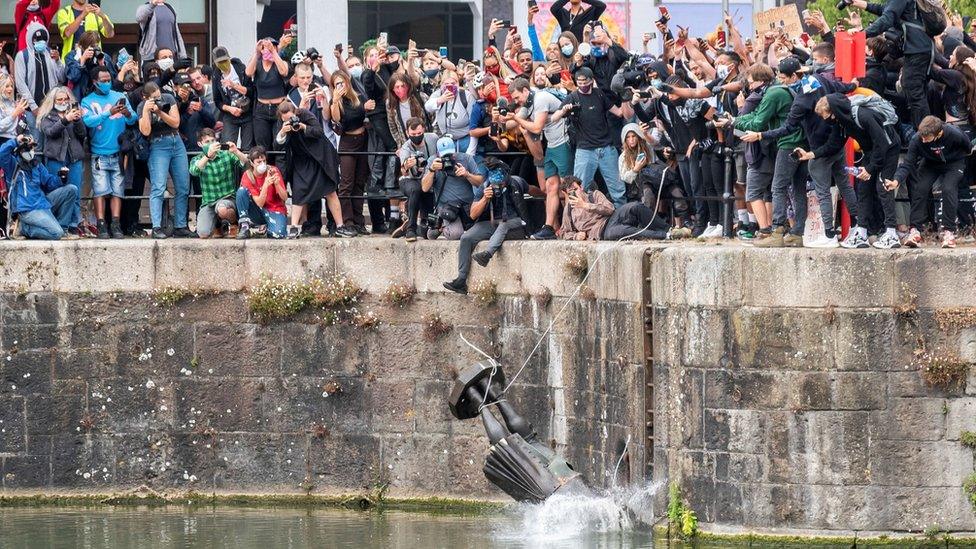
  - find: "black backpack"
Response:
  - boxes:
[910,0,947,37]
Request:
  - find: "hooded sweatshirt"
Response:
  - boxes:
[618,122,661,184]
[14,21,65,110]
[560,188,615,241]
[0,139,68,215]
[762,74,856,150]
[14,0,61,52]
[815,93,900,177]
[731,82,805,151]
[894,124,972,184]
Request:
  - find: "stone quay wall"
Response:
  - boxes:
[1,239,974,535]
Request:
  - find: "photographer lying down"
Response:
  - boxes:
[559,176,691,241]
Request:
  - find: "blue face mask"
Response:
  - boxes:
[561,45,574,57]
[591,46,605,58]
[651,78,663,90]
[349,66,363,79]
[95,81,112,94]
[33,40,47,53]
[788,79,803,92]
[423,69,439,79]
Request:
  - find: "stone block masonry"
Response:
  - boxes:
[0,240,648,501]
[0,239,975,536]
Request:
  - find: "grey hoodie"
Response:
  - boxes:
[14,21,65,110]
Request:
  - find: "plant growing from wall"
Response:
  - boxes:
[534,287,552,309]
[381,281,416,308]
[964,473,976,513]
[667,482,699,540]
[422,312,452,341]
[471,280,498,307]
[351,310,380,331]
[916,350,971,390]
[961,431,976,450]
[246,274,364,324]
[564,250,589,282]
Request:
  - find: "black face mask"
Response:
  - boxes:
[409,134,424,145]
[547,73,561,85]
[384,61,400,72]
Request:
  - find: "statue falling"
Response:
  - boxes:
[448,362,592,503]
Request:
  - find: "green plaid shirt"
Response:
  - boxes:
[189,151,245,207]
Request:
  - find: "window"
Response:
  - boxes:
[349,1,474,62]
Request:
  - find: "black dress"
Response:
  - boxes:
[282,108,340,205]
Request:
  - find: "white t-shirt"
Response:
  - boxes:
[519,90,569,148]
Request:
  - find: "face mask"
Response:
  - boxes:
[423,69,439,79]
[33,41,47,53]
[55,103,69,112]
[488,170,506,184]
[157,58,174,71]
[254,162,268,174]
[650,78,662,90]
[486,64,500,76]
[548,73,561,85]
[788,79,803,92]
[384,60,400,72]
[394,87,410,100]
[216,61,231,73]
[27,4,40,11]
[409,134,424,145]
[716,65,730,79]
[590,46,605,58]
[578,83,592,94]
[95,81,111,94]
[349,66,363,79]
[484,91,498,104]
[20,149,36,162]
[561,45,575,57]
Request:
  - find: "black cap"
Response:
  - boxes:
[386,45,401,56]
[575,67,594,80]
[172,72,191,86]
[31,27,49,44]
[212,46,231,63]
[777,56,802,76]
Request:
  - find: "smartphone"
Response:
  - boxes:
[800,32,811,46]
[439,46,448,58]
[416,49,429,56]
[289,24,298,37]
[489,123,500,137]
[335,42,343,51]
[499,19,512,28]
[716,30,727,48]
[636,152,646,163]
[528,0,538,7]
[658,6,670,21]
[560,69,571,81]
[220,143,231,151]
[115,98,126,108]
[379,32,388,43]
[733,129,747,138]
[802,9,811,19]
[790,148,802,160]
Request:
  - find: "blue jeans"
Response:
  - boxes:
[235,187,287,238]
[148,135,191,229]
[44,159,83,190]
[19,184,80,240]
[574,146,625,207]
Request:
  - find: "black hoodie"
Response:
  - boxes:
[894,124,972,184]
[762,74,856,149]
[814,93,900,177]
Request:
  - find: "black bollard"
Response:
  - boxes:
[722,145,735,238]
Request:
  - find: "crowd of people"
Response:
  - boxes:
[1,0,975,288]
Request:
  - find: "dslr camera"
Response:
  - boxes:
[705,112,733,130]
[411,152,428,171]
[836,0,853,10]
[288,115,302,129]
[567,102,582,117]
[306,47,321,62]
[439,153,456,175]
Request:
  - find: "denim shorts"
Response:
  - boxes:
[91,154,125,198]
[543,142,573,179]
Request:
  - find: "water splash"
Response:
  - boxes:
[494,481,663,544]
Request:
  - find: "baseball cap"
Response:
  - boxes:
[575,67,595,81]
[212,46,231,64]
[777,56,803,76]
[436,136,455,156]
[386,45,401,56]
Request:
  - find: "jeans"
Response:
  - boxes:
[911,160,965,231]
[399,177,435,232]
[44,159,83,190]
[678,153,706,224]
[601,202,670,240]
[252,102,282,151]
[235,187,287,238]
[700,150,725,225]
[771,148,809,236]
[148,135,191,229]
[196,198,236,237]
[456,218,525,281]
[808,149,858,232]
[574,146,625,207]
[901,52,932,128]
[89,154,125,198]
[19,184,80,240]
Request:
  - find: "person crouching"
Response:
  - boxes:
[189,128,248,238]
[1,133,81,240]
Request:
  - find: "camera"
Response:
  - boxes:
[91,46,104,62]
[175,57,193,71]
[411,152,428,172]
[58,167,70,183]
[489,123,500,137]
[836,0,853,10]
[440,153,456,175]
[288,115,302,129]
[306,47,321,61]
[567,102,582,117]
[705,112,732,130]
[790,148,803,161]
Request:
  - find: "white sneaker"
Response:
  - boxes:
[805,234,839,248]
[841,231,870,249]
[873,233,902,249]
[697,224,723,239]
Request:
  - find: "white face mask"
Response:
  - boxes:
[20,149,36,162]
[55,103,70,112]
[255,162,268,175]
[157,58,174,71]
[716,64,730,79]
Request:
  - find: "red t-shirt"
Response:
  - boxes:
[15,0,61,52]
[241,166,288,215]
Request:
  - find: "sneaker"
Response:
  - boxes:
[391,220,409,239]
[472,251,492,267]
[841,231,870,249]
[354,224,369,236]
[226,224,239,239]
[530,225,557,240]
[286,226,300,239]
[372,223,389,235]
[151,227,169,239]
[96,220,109,239]
[427,228,442,240]
[902,228,923,248]
[237,221,251,240]
[783,233,804,248]
[219,220,231,238]
[736,227,756,240]
[691,223,708,238]
[873,232,902,249]
[755,227,785,248]
[443,279,468,295]
[62,228,81,241]
[806,233,839,248]
[336,225,358,238]
[942,230,957,249]
[172,227,197,238]
[109,221,124,239]
[669,227,693,240]
[8,219,22,240]
[404,229,418,242]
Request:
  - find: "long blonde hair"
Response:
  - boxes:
[36,86,73,122]
[0,73,15,104]
[331,72,360,118]
[622,128,652,169]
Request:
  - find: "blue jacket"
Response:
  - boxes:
[81,89,138,156]
[66,50,118,102]
[0,140,68,214]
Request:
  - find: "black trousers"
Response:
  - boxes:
[856,145,900,230]
[252,102,282,151]
[911,160,965,232]
[398,177,434,232]
[700,150,724,224]
[902,53,932,128]
[601,202,670,240]
[121,159,149,234]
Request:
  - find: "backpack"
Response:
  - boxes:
[849,94,899,128]
[911,0,948,37]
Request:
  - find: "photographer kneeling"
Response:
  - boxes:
[0,133,81,240]
[421,136,484,241]
[396,117,439,242]
[444,158,528,295]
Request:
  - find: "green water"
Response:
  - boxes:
[0,506,654,548]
